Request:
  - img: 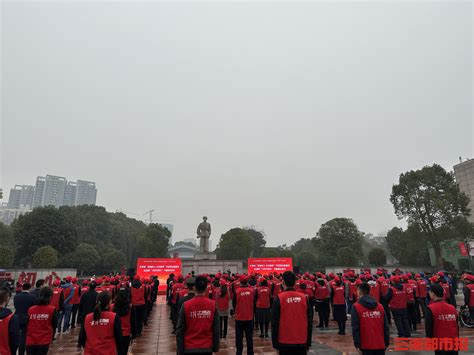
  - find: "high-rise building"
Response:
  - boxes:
[32,176,46,208]
[63,181,77,206]
[453,158,474,223]
[41,175,67,207]
[7,185,35,209]
[75,180,97,205]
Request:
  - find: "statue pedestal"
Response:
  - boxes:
[194,252,217,260]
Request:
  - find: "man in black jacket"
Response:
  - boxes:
[271,271,313,355]
[351,282,389,355]
[29,279,45,302]
[77,281,98,347]
[176,277,196,312]
[13,282,36,355]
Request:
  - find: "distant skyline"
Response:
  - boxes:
[2,1,472,247]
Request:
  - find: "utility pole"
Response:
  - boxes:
[143,209,155,224]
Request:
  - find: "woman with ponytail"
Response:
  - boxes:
[112,288,136,355]
[215,280,230,338]
[79,291,122,355]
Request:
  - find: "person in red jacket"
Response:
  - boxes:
[25,286,58,355]
[314,277,330,329]
[0,285,20,355]
[351,282,389,355]
[112,288,136,355]
[79,291,122,355]
[402,275,417,332]
[255,278,271,338]
[462,273,474,322]
[131,276,147,337]
[232,275,254,355]
[49,280,64,314]
[215,280,230,339]
[171,275,185,334]
[331,277,347,335]
[70,278,81,329]
[378,274,391,325]
[271,271,313,355]
[176,276,219,355]
[425,283,459,355]
[386,276,410,338]
[416,274,428,319]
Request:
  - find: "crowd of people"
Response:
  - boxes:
[0,274,159,355]
[166,268,474,355]
[1,267,473,355]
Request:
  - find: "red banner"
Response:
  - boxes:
[247,258,293,275]
[136,258,182,293]
[459,242,468,257]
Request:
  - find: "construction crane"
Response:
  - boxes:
[143,209,155,224]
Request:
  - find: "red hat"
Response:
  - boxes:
[377,270,383,276]
[82,279,89,285]
[391,276,400,284]
[65,276,72,282]
[53,280,60,287]
[401,274,409,281]
[465,274,474,282]
[438,272,445,277]
[72,277,78,284]
[134,275,140,281]
[334,276,341,283]
[240,275,248,284]
[415,274,421,278]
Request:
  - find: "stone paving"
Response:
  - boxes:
[48,296,474,354]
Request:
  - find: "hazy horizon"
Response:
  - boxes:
[1,1,472,247]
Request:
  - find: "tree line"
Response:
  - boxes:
[0,205,171,274]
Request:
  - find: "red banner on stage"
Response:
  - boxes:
[247,257,293,275]
[136,258,182,293]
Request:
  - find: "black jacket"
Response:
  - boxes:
[0,307,20,355]
[13,291,37,327]
[271,288,313,350]
[176,295,220,355]
[351,295,390,350]
[30,288,41,302]
[78,289,98,323]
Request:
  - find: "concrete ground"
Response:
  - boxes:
[48,296,474,354]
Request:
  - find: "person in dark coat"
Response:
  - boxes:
[176,277,196,312]
[76,281,98,347]
[0,285,20,355]
[13,282,37,355]
[29,280,45,302]
[351,282,389,355]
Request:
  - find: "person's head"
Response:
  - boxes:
[113,288,130,317]
[88,281,97,290]
[357,282,371,298]
[94,291,111,321]
[37,286,53,305]
[35,279,45,289]
[203,216,207,221]
[429,283,444,301]
[0,286,11,307]
[260,278,268,287]
[282,271,296,289]
[195,276,208,295]
[22,282,31,291]
[185,277,196,291]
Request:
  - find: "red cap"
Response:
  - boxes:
[65,276,72,282]
[377,271,383,276]
[53,280,60,287]
[391,276,400,284]
[438,272,445,277]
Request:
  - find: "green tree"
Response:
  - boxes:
[216,228,252,260]
[61,243,99,275]
[140,224,171,258]
[101,249,127,273]
[0,223,14,249]
[297,251,318,272]
[32,246,58,268]
[244,227,267,257]
[386,225,431,266]
[291,238,317,255]
[278,249,296,263]
[0,245,14,267]
[368,248,387,266]
[13,206,76,265]
[136,235,154,258]
[316,218,364,263]
[390,164,472,268]
[337,246,358,265]
[261,248,280,257]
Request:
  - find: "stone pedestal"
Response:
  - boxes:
[182,259,244,275]
[194,252,217,260]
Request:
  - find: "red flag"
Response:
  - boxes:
[458,242,468,257]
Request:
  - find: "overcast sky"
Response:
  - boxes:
[1,1,472,247]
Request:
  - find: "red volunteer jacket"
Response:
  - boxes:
[183,296,216,351]
[84,311,118,355]
[131,285,146,306]
[315,283,330,300]
[353,303,386,350]
[427,300,458,348]
[26,305,56,346]
[50,288,63,310]
[332,285,345,305]
[277,290,308,345]
[234,287,254,321]
[215,289,230,311]
[0,313,14,354]
[389,286,407,310]
[256,286,271,309]
[417,280,427,298]
[467,284,474,307]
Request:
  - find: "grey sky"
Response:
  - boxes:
[1,1,472,247]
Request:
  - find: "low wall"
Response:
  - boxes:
[182,260,245,275]
[1,268,77,286]
[324,266,435,275]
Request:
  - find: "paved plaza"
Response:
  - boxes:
[46,296,474,354]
